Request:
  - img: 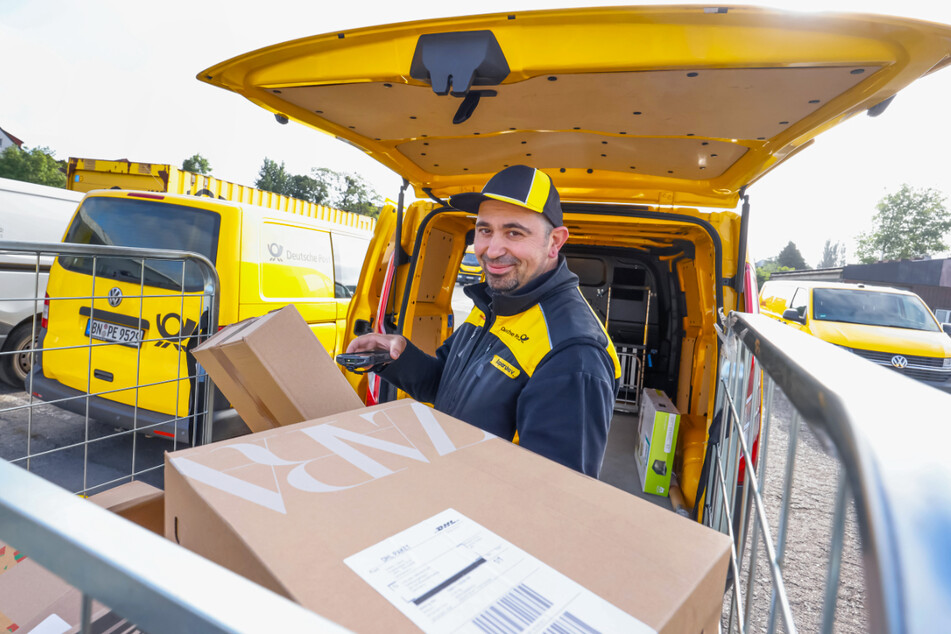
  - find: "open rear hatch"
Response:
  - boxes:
[198,5,951,208]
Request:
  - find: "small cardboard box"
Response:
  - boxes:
[190,305,362,433]
[88,480,165,535]
[0,541,27,577]
[636,388,681,497]
[168,311,731,633]
[0,482,163,632]
[0,559,110,632]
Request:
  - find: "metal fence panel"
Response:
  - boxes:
[708,311,951,633]
[1,240,219,495]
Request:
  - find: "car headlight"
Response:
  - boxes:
[944,357,951,369]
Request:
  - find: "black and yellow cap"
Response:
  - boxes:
[449,165,563,227]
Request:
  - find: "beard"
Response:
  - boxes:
[482,255,521,294]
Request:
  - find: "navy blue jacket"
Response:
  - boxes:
[379,258,620,476]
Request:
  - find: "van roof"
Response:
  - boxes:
[80,189,374,238]
[199,5,951,208]
[762,279,918,296]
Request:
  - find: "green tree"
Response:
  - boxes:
[0,145,67,188]
[776,241,808,270]
[817,240,845,268]
[855,184,951,263]
[310,167,382,218]
[254,159,382,218]
[335,171,382,218]
[255,158,289,195]
[182,153,212,175]
[287,173,327,204]
[755,258,793,287]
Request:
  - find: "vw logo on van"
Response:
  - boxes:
[891,355,908,369]
[107,287,123,308]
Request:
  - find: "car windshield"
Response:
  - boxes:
[59,197,220,292]
[462,253,479,266]
[812,288,940,331]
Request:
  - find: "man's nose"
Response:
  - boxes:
[482,233,507,259]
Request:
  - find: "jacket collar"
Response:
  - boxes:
[464,256,578,317]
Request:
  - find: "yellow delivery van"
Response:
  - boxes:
[196,5,951,511]
[31,189,372,442]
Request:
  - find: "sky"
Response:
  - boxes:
[2,0,951,266]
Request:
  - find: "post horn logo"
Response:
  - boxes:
[267,242,284,262]
[107,287,122,308]
[890,355,908,369]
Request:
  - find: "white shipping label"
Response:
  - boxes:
[664,414,675,454]
[345,509,655,634]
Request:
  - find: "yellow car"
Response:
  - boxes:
[760,279,951,392]
[195,5,951,508]
[457,250,483,285]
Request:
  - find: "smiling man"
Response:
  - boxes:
[345,165,620,476]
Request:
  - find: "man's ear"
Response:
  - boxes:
[549,226,569,257]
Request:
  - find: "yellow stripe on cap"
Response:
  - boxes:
[525,169,551,214]
[484,192,536,210]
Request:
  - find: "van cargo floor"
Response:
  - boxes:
[600,411,674,511]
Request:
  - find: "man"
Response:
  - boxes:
[346,165,620,476]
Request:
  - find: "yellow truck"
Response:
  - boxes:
[65,157,374,233]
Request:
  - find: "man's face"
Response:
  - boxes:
[474,199,568,294]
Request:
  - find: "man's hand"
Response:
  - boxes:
[346,333,407,361]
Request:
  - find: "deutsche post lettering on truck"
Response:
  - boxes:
[31,189,373,443]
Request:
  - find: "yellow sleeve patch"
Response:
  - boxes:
[490,354,521,379]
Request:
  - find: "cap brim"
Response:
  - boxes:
[448,192,490,214]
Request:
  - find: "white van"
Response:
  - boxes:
[0,177,82,386]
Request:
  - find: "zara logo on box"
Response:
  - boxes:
[171,402,493,514]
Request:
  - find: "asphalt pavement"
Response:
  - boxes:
[0,382,166,494]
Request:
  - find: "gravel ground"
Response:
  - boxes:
[720,386,867,634]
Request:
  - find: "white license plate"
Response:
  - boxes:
[86,319,144,346]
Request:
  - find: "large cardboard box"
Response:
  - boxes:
[190,304,363,432]
[636,388,682,497]
[168,313,731,633]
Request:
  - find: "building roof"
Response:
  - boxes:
[0,126,24,148]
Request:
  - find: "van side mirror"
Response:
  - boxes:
[782,308,805,324]
[942,323,951,337]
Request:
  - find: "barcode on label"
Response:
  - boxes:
[472,583,553,633]
[543,611,602,634]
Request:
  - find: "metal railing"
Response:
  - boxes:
[0,458,350,632]
[0,241,221,494]
[706,311,951,633]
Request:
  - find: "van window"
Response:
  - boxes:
[331,233,369,299]
[813,288,940,331]
[462,252,479,267]
[790,287,808,317]
[60,197,220,292]
[260,222,335,299]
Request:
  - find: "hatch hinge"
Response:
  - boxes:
[733,188,751,297]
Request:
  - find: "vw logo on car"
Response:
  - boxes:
[107,287,123,308]
[890,355,908,369]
